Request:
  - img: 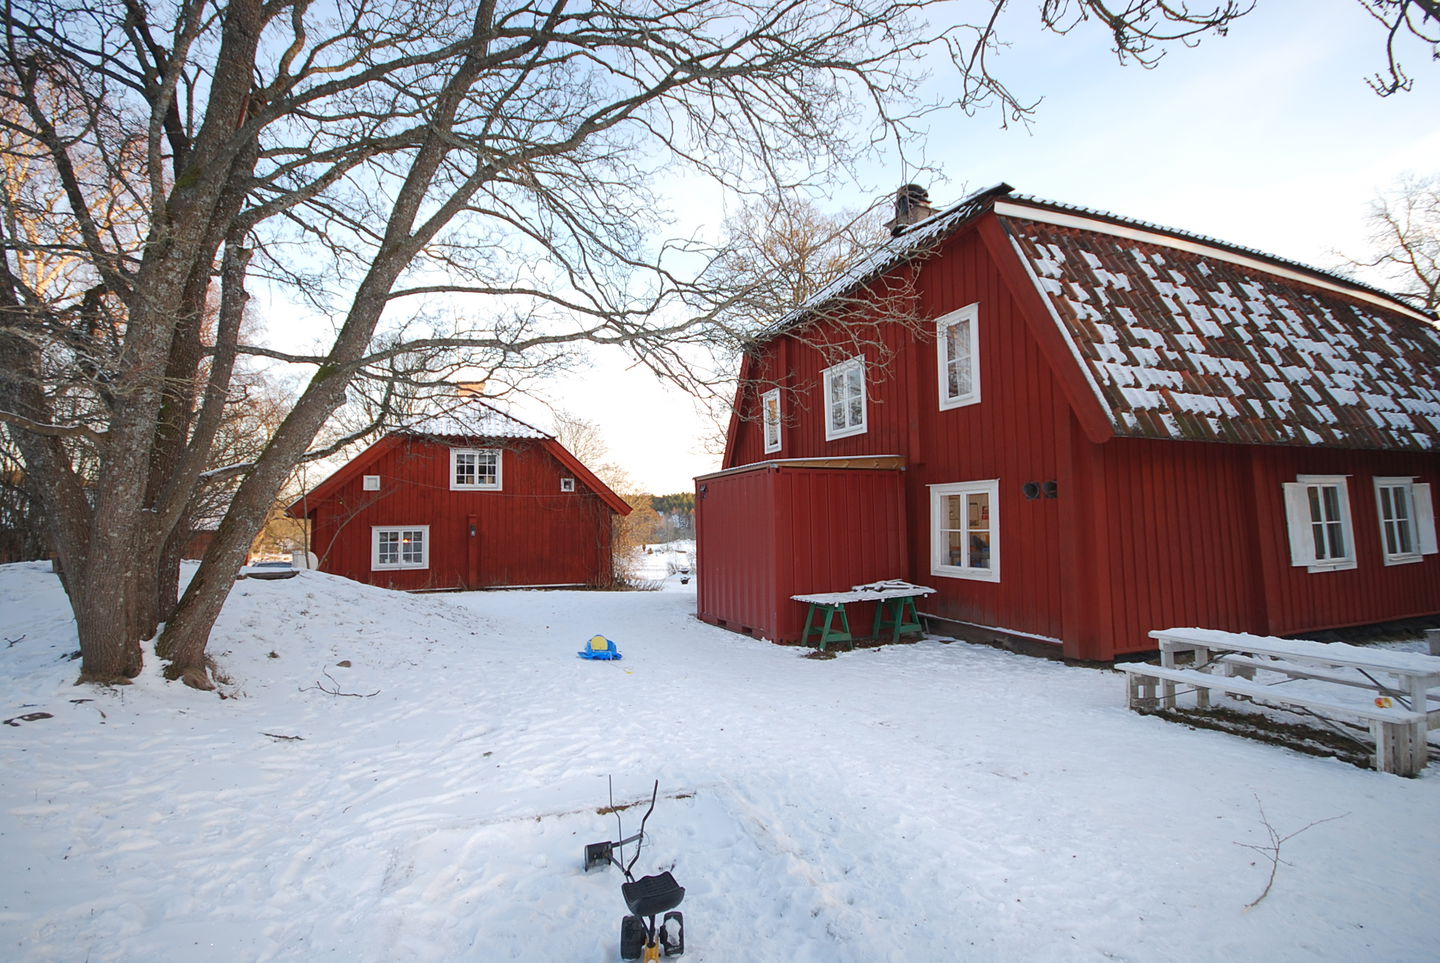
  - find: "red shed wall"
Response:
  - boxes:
[306,437,614,590]
[696,465,907,643]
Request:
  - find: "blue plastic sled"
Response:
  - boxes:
[578,634,622,660]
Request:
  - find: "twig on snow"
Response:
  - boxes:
[299,669,379,698]
[5,634,24,647]
[262,731,305,741]
[1236,794,1348,910]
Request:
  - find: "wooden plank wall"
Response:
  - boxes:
[695,465,907,643]
[724,227,1074,646]
[1248,446,1440,636]
[308,437,614,590]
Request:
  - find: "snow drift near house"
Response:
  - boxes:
[0,561,1437,962]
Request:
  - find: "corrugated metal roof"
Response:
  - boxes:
[400,399,551,441]
[1001,214,1440,451]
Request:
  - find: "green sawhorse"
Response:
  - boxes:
[872,595,924,643]
[799,602,854,652]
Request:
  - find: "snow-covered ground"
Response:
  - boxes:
[1,559,1437,962]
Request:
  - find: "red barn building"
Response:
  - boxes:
[288,402,630,590]
[698,184,1440,659]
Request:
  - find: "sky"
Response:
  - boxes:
[540,0,1440,493]
[264,1,1440,495]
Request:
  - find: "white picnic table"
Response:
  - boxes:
[1119,627,1440,775]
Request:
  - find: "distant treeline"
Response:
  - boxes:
[651,492,695,515]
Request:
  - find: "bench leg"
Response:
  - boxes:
[1374,721,1426,777]
[1128,672,1159,712]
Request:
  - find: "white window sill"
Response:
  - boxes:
[931,565,1000,583]
[1304,559,1357,573]
[825,425,867,441]
[938,394,979,412]
[373,563,428,571]
[1382,553,1422,567]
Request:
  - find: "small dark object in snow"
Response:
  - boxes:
[262,732,304,741]
[336,659,352,667]
[4,712,54,726]
[268,651,280,659]
[5,634,24,647]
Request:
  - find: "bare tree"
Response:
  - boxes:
[1342,173,1440,313]
[0,1,1284,689]
[1352,1,1440,95]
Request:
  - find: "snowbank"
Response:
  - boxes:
[1,562,1436,961]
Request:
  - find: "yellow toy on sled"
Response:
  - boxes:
[578,635,622,660]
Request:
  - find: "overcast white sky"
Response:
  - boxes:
[556,0,1440,493]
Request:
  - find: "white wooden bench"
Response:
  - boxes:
[1118,627,1440,776]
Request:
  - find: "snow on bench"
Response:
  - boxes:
[791,581,936,650]
[1119,627,1440,776]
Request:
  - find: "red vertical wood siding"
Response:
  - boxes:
[707,213,1440,658]
[1247,447,1440,636]
[303,437,615,590]
[696,464,907,642]
[723,228,1073,645]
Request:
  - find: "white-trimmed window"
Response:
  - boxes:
[362,474,380,491]
[1282,475,1356,572]
[930,480,999,582]
[451,448,501,490]
[560,476,576,492]
[937,303,980,409]
[762,388,782,454]
[372,526,429,570]
[822,357,867,440]
[1374,477,1437,565]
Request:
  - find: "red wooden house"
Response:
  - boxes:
[288,402,630,590]
[698,184,1440,659]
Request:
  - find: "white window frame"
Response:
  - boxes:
[762,388,782,454]
[560,476,576,492]
[822,357,867,441]
[362,474,380,491]
[1281,475,1356,572]
[937,303,981,410]
[371,525,429,571]
[930,479,1000,582]
[1373,477,1437,565]
[450,447,502,490]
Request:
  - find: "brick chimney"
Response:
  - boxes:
[886,184,936,236]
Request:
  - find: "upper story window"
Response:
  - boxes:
[937,303,980,410]
[560,476,576,492]
[1374,477,1437,565]
[762,388,782,454]
[930,480,999,582]
[822,357,867,441]
[451,448,501,490]
[373,526,428,570]
[1282,475,1356,572]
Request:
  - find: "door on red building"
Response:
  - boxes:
[466,515,480,587]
